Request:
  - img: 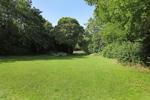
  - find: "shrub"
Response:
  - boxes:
[101,42,142,64]
[79,33,105,54]
[88,33,105,53]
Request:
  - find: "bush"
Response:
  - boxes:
[78,34,91,54]
[79,33,105,54]
[88,33,105,53]
[101,42,142,64]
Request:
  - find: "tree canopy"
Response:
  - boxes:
[54,17,84,54]
[0,1,84,55]
[84,0,150,64]
[1,0,149,65]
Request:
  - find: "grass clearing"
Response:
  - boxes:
[0,55,150,100]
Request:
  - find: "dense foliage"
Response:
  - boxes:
[102,42,142,64]
[54,17,84,54]
[79,18,104,53]
[0,0,84,55]
[85,0,150,65]
[0,0,53,54]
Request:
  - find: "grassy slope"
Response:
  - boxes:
[0,55,150,100]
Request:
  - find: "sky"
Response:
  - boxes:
[32,0,94,27]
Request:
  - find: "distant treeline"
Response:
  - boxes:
[0,0,84,55]
[1,0,150,65]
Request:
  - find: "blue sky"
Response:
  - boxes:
[32,0,94,26]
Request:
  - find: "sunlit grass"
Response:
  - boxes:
[0,55,150,100]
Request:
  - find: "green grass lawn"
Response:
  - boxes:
[0,54,150,100]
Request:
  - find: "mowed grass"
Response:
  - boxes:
[0,55,150,100]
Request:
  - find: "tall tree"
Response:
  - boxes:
[85,0,150,64]
[0,0,54,54]
[54,17,84,54]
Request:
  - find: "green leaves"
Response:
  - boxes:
[85,0,150,64]
[0,0,55,54]
[101,23,126,44]
[54,17,84,54]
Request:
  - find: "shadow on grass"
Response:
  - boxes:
[0,52,89,64]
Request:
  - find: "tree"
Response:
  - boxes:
[80,18,104,53]
[85,0,150,64]
[54,17,84,54]
[0,0,54,55]
[0,0,32,54]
